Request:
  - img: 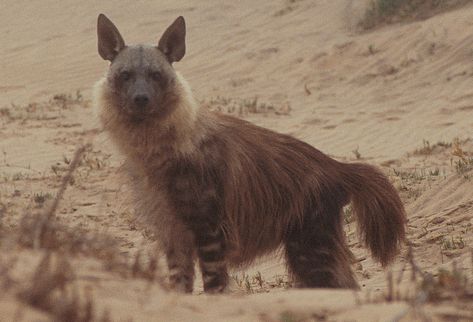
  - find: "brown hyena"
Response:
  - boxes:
[94,14,406,293]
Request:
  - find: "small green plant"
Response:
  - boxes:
[368,44,378,55]
[441,236,466,251]
[352,147,361,160]
[33,192,53,206]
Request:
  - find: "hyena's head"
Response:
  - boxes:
[97,14,186,122]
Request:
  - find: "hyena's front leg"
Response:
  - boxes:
[165,223,195,293]
[194,220,228,293]
[171,175,228,293]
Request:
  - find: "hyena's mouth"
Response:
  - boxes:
[129,114,147,123]
[120,106,147,123]
[124,107,163,124]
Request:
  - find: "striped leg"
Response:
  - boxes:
[168,161,228,293]
[176,192,228,293]
[166,227,195,293]
[195,226,228,293]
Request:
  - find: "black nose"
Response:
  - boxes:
[133,95,149,108]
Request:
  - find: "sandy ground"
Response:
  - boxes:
[1,0,473,321]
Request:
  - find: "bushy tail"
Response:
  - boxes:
[341,163,406,266]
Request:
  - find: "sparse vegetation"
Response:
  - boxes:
[14,146,119,263]
[232,272,292,293]
[0,91,88,123]
[360,0,473,30]
[412,139,452,156]
[441,235,466,251]
[52,90,85,109]
[33,192,53,206]
[16,252,110,322]
[352,147,362,160]
[201,96,291,116]
[416,259,472,304]
[450,138,473,178]
[391,166,443,200]
[0,171,32,183]
[366,247,473,322]
[367,44,378,55]
[453,156,473,176]
[17,210,119,260]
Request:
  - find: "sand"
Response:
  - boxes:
[1,0,472,321]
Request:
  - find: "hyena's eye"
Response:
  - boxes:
[150,71,162,82]
[119,71,131,82]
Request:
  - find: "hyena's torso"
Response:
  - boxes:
[120,111,350,292]
[114,103,342,261]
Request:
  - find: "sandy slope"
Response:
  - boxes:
[1,0,473,321]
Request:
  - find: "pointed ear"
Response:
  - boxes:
[158,16,186,63]
[97,14,125,61]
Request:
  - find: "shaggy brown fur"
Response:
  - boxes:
[94,14,406,293]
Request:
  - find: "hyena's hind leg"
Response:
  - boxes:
[284,203,358,289]
[165,225,196,293]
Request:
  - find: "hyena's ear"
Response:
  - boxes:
[158,16,186,63]
[97,14,125,61]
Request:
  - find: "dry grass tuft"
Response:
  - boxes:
[16,146,107,248]
[232,272,292,294]
[201,96,291,116]
[16,252,110,322]
[130,251,166,287]
[52,90,85,109]
[0,91,88,123]
[380,247,473,321]
[17,211,120,261]
[450,139,473,178]
[360,0,473,30]
[10,145,120,266]
[411,139,452,156]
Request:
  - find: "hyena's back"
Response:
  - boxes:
[161,112,404,270]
